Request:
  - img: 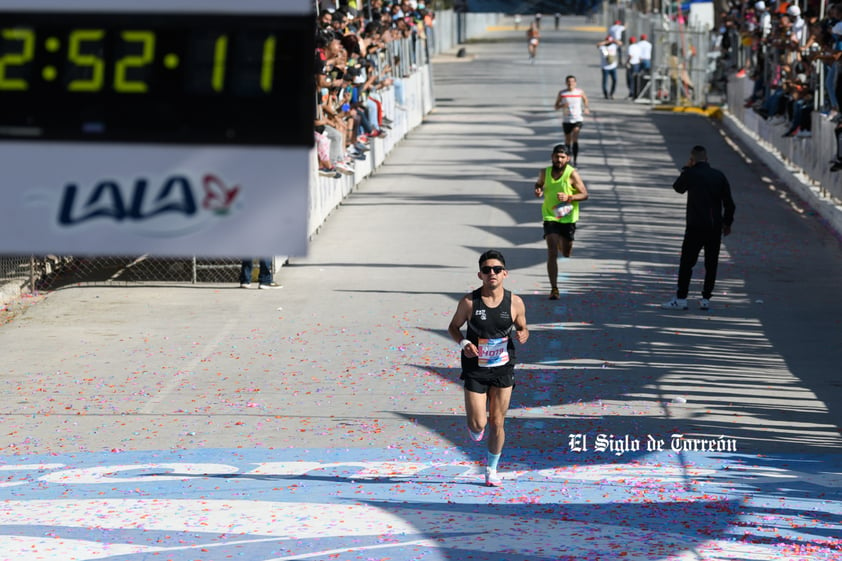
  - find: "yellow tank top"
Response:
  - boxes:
[541,165,579,223]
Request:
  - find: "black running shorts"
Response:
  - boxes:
[543,220,576,241]
[562,122,583,134]
[461,364,516,394]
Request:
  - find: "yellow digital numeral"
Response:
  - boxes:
[212,34,227,92]
[114,31,155,93]
[68,29,105,91]
[0,28,35,91]
[261,36,275,93]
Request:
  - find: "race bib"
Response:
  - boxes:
[478,337,509,367]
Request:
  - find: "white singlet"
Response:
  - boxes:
[559,88,586,123]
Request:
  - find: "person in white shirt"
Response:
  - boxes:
[787,4,806,44]
[554,75,591,165]
[638,33,653,72]
[608,19,626,60]
[755,1,772,39]
[597,36,619,99]
[625,36,642,98]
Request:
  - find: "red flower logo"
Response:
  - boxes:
[201,174,240,215]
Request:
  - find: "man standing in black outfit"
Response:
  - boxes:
[447,250,529,486]
[662,145,735,311]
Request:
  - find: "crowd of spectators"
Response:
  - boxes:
[314,0,433,178]
[717,0,842,171]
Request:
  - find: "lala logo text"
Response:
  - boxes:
[58,173,240,226]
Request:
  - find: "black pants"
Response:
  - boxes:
[676,227,721,300]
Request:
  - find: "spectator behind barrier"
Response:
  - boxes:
[313,0,429,180]
[718,0,842,169]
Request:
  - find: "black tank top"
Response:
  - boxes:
[462,288,516,373]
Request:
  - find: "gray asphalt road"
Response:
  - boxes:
[3,18,839,457]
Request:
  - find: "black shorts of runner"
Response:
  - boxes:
[562,122,583,134]
[543,220,576,241]
[461,364,516,394]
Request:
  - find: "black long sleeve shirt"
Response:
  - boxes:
[673,161,735,230]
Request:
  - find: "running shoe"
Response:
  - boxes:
[469,427,485,442]
[240,283,251,289]
[258,282,283,290]
[485,468,502,487]
[661,297,688,310]
[699,298,710,310]
[318,167,340,178]
[549,287,560,300]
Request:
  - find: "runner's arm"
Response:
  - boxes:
[569,170,589,201]
[448,295,477,356]
[512,295,529,344]
[534,169,545,198]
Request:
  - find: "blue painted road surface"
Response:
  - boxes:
[2,447,840,560]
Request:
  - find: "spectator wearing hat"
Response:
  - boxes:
[787,4,806,43]
[625,36,642,99]
[637,33,653,99]
[597,36,620,99]
[609,19,626,60]
[755,1,772,38]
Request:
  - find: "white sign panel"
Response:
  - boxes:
[2,144,309,257]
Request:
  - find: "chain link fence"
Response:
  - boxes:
[604,5,721,107]
[2,255,245,299]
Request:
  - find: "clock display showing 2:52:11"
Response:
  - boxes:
[0,12,313,145]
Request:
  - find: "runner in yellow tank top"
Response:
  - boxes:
[533,144,589,300]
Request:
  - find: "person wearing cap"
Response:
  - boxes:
[597,36,620,99]
[638,33,652,73]
[609,18,626,60]
[625,36,642,99]
[534,144,590,300]
[755,1,772,38]
[786,4,805,43]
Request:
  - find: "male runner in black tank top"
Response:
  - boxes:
[447,250,530,486]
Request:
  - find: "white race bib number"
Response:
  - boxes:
[478,337,509,367]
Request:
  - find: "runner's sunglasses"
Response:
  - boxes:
[480,266,505,274]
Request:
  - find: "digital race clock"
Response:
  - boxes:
[0,0,314,258]
[0,2,313,145]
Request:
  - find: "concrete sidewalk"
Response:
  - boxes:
[0,17,840,561]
